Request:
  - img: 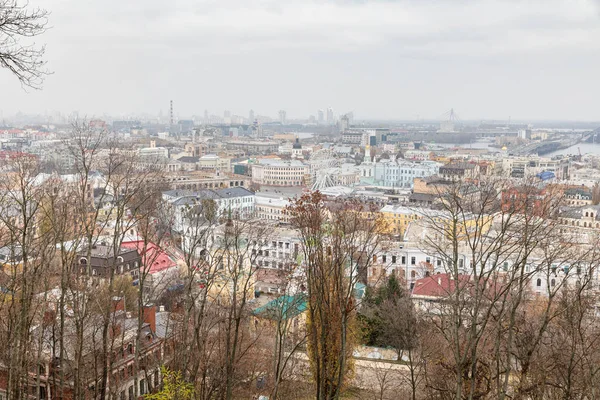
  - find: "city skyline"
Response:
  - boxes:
[2,0,600,121]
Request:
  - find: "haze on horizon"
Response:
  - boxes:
[2,0,600,122]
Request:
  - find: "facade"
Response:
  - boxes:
[564,187,593,206]
[251,159,309,186]
[163,187,256,232]
[379,205,422,236]
[373,159,440,188]
[76,245,142,284]
[341,131,363,145]
[501,156,570,180]
[225,140,279,154]
[160,171,250,191]
[404,150,432,161]
[558,205,600,230]
[439,162,479,180]
[196,154,231,172]
[0,296,171,400]
[255,195,291,222]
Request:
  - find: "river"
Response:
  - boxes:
[432,140,600,157]
[545,142,600,157]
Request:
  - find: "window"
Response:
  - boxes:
[551,278,556,287]
[382,255,387,263]
[458,259,464,268]
[401,256,406,264]
[410,257,416,265]
[128,385,134,400]
[392,255,396,264]
[140,379,146,396]
[425,257,431,264]
[536,278,542,287]
[437,259,442,266]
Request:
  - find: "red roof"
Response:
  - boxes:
[121,241,176,274]
[411,273,471,298]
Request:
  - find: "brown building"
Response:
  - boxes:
[77,245,141,284]
[0,297,172,400]
[439,162,479,180]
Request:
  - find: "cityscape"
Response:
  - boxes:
[2,1,600,400]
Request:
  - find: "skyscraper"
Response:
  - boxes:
[327,107,334,125]
[279,110,287,125]
[340,114,350,132]
[318,109,324,124]
[249,109,255,124]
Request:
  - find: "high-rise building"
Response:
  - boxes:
[340,114,350,132]
[327,108,334,125]
[346,111,354,124]
[318,109,324,124]
[249,109,255,124]
[204,109,209,124]
[278,110,287,125]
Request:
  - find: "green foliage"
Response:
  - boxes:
[359,275,411,347]
[144,367,194,400]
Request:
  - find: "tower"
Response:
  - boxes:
[169,100,174,134]
[278,110,286,125]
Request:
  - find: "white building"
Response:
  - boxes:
[197,154,231,172]
[163,187,255,232]
[251,159,309,186]
[404,150,432,161]
[255,195,291,222]
[373,159,440,188]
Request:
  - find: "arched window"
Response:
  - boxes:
[411,270,416,279]
[536,278,542,287]
[127,343,133,355]
[80,258,87,265]
[584,222,587,227]
[117,256,124,263]
[551,279,556,287]
[586,212,589,217]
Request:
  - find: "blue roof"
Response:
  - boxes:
[536,171,555,181]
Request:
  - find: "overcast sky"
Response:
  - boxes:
[2,0,600,121]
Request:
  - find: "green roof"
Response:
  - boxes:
[253,294,307,320]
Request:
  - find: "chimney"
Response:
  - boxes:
[112,296,124,312]
[143,303,157,333]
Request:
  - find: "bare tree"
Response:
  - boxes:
[0,0,50,88]
[287,191,386,400]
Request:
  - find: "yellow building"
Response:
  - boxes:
[379,205,423,236]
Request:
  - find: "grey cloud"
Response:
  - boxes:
[1,0,600,121]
